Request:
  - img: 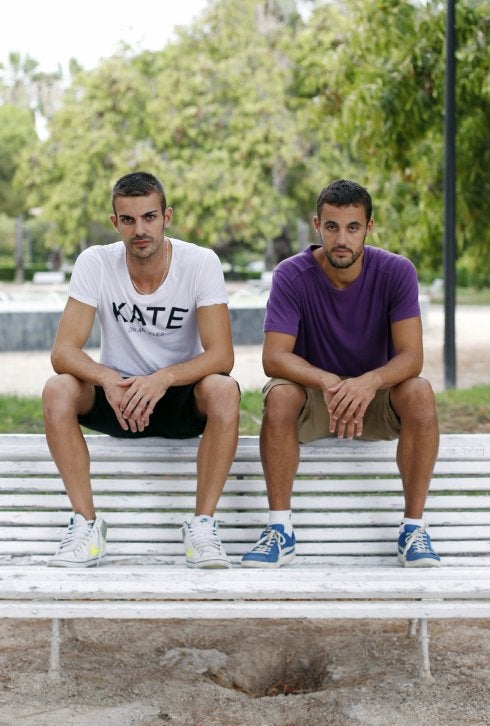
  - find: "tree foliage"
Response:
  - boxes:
[0,104,37,217]
[1,0,488,280]
[292,0,490,276]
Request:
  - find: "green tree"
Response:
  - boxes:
[17,0,489,281]
[1,52,65,277]
[292,0,490,277]
[24,1,310,262]
[19,51,155,253]
[0,105,37,217]
[142,0,307,262]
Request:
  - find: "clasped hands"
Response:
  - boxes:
[326,375,378,439]
[104,374,167,433]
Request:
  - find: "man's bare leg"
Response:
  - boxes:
[193,374,240,516]
[260,383,307,510]
[391,377,439,519]
[42,374,97,520]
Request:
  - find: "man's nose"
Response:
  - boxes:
[337,229,348,245]
[134,218,145,235]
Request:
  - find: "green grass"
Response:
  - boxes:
[240,390,264,435]
[435,384,490,434]
[0,395,45,434]
[1,385,489,435]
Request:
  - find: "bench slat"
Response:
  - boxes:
[2,511,490,529]
[2,460,489,477]
[0,524,488,543]
[1,476,489,494]
[0,599,488,620]
[0,565,488,599]
[2,433,489,459]
[1,539,489,557]
[2,493,489,512]
[3,553,490,567]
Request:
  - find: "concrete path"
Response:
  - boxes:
[0,305,488,397]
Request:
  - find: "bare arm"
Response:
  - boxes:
[51,297,130,428]
[262,330,333,389]
[118,303,234,430]
[51,297,122,387]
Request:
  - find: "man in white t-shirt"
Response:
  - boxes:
[43,171,240,569]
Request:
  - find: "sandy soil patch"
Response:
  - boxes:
[0,618,488,725]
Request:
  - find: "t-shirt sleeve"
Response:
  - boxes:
[263,264,301,337]
[67,248,102,308]
[195,250,229,307]
[390,257,421,323]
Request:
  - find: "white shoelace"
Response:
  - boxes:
[402,528,432,555]
[251,527,283,555]
[56,515,91,554]
[190,524,225,556]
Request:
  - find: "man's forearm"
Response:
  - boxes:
[51,345,121,387]
[367,349,423,391]
[150,347,234,390]
[263,351,335,390]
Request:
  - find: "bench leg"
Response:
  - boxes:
[408,619,417,637]
[49,618,61,681]
[418,618,433,681]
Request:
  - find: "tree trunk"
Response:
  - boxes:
[14,215,24,284]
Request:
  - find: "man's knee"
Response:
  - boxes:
[391,377,437,424]
[195,374,240,419]
[42,374,93,419]
[264,383,306,424]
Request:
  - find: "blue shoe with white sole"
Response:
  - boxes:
[398,524,441,568]
[241,524,296,568]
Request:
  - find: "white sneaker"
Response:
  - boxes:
[182,517,231,569]
[48,513,107,567]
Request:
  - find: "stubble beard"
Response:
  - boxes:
[323,246,364,270]
[128,230,166,261]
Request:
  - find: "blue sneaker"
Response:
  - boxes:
[241,524,296,568]
[398,524,441,568]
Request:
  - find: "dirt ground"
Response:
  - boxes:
[1,303,489,725]
[0,617,488,725]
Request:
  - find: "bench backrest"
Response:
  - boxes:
[0,434,489,566]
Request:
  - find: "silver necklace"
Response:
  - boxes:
[127,238,170,295]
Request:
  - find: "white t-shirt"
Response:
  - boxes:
[68,239,229,377]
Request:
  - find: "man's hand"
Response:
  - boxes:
[325,375,379,439]
[116,374,168,433]
[101,377,133,432]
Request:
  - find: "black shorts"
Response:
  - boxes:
[78,383,206,439]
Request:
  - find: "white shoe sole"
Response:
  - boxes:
[398,553,442,568]
[185,558,232,569]
[47,555,106,568]
[241,551,295,569]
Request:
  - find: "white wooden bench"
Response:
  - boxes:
[0,433,489,682]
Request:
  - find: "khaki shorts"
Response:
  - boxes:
[263,378,401,444]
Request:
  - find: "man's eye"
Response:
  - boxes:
[145,214,156,220]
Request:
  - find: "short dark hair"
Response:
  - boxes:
[112,172,167,214]
[316,180,372,222]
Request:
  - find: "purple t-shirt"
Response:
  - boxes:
[264,245,421,377]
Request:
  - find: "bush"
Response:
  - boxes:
[0,264,50,282]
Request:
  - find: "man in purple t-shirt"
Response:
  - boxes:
[241,179,441,569]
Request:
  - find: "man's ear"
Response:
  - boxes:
[109,214,118,231]
[366,217,374,235]
[164,207,173,227]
